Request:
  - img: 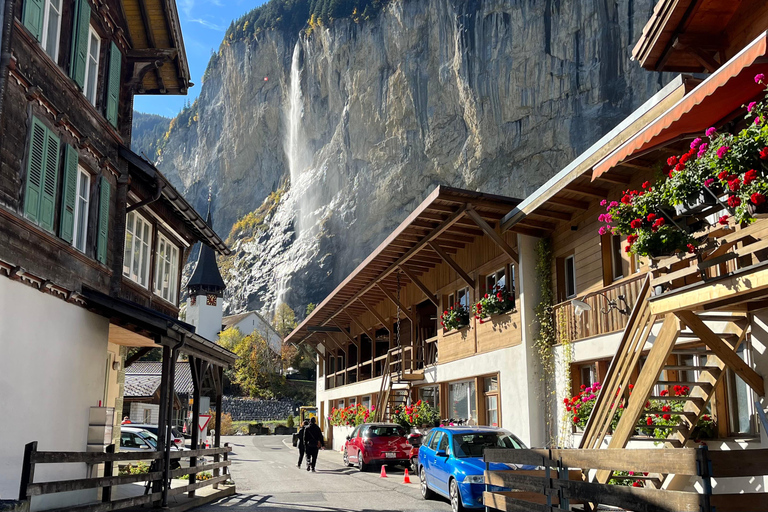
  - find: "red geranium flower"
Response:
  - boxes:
[728,178,741,192]
[760,147,768,160]
[744,169,758,185]
[632,481,642,488]
[663,414,671,421]
[717,170,728,180]
[687,243,696,254]
[719,215,729,225]
[667,155,678,166]
[751,192,766,206]
[647,213,656,222]
[621,194,631,205]
[630,219,643,229]
[642,181,651,189]
[646,417,653,426]
[728,196,741,208]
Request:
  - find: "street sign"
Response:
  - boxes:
[198,414,211,432]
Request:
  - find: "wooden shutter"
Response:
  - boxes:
[22,0,45,41]
[97,176,110,263]
[106,42,121,127]
[23,117,47,223]
[59,145,79,243]
[70,0,91,89]
[39,126,60,232]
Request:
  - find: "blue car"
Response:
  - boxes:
[418,426,529,511]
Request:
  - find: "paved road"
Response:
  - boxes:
[200,435,453,512]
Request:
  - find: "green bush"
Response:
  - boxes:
[286,414,295,428]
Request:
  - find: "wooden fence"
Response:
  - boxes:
[18,441,232,512]
[483,446,768,512]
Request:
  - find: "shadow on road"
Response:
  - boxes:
[208,494,406,512]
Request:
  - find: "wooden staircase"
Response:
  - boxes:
[580,276,765,485]
[372,347,424,422]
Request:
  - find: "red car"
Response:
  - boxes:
[342,423,411,471]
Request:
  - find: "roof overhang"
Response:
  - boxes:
[121,0,192,94]
[120,147,231,255]
[284,186,521,349]
[82,287,236,367]
[593,31,768,179]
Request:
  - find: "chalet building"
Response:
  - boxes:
[0,1,235,509]
[222,311,283,354]
[286,2,768,503]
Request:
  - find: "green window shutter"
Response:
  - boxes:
[97,176,110,264]
[23,117,47,223]
[59,145,79,243]
[22,0,45,41]
[38,127,60,232]
[106,42,121,127]
[70,0,91,89]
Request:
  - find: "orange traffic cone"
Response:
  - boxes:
[380,465,388,478]
[403,469,411,484]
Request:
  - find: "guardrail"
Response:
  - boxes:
[18,442,232,512]
[483,446,768,512]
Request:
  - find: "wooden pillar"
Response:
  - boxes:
[161,345,179,507]
[189,356,202,497]
[154,342,172,498]
[18,441,37,501]
[213,366,223,489]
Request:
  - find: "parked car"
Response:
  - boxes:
[407,431,426,473]
[125,423,184,448]
[418,426,531,511]
[342,423,411,472]
[119,426,193,470]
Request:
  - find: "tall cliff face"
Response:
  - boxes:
[150,0,668,318]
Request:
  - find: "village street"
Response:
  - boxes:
[198,436,452,511]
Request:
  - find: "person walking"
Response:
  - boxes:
[296,419,309,468]
[303,417,323,472]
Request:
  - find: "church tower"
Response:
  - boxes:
[185,202,226,341]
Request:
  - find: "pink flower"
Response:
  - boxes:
[703,178,715,188]
[600,199,607,206]
[756,117,762,126]
[697,143,708,158]
[755,73,766,84]
[705,127,717,137]
[690,137,702,150]
[598,226,609,235]
[717,146,730,159]
[748,101,757,112]
[608,201,619,209]
[603,213,612,223]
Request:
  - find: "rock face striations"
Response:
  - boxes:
[144,0,669,318]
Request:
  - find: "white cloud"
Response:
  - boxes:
[179,0,195,17]
[187,18,226,31]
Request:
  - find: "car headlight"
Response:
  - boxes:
[463,474,484,484]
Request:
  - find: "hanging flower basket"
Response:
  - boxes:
[673,189,719,217]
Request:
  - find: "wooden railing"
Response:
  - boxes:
[18,441,232,512]
[553,273,647,343]
[651,216,768,294]
[484,446,768,512]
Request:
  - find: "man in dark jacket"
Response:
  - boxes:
[296,420,309,468]
[303,417,323,472]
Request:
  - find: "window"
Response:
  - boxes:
[484,376,500,427]
[611,236,624,280]
[419,386,439,409]
[486,268,506,293]
[362,395,371,410]
[72,167,90,252]
[580,364,596,389]
[428,431,441,450]
[337,399,344,409]
[83,25,100,106]
[564,255,576,298]
[123,211,152,287]
[726,344,756,435]
[41,0,62,61]
[449,380,477,425]
[438,431,450,455]
[154,233,179,303]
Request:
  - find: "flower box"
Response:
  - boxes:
[674,190,718,216]
[442,324,470,336]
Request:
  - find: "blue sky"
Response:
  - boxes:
[133,0,269,118]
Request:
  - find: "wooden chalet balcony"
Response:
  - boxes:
[649,216,768,315]
[553,274,646,343]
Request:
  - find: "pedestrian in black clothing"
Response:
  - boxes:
[303,417,323,472]
[296,420,309,468]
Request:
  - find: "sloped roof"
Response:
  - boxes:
[125,361,194,395]
[222,312,252,328]
[124,374,162,398]
[187,209,226,292]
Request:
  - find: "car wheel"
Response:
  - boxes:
[357,451,368,472]
[450,478,465,512]
[343,448,352,467]
[419,466,434,500]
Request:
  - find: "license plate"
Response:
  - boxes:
[384,452,396,458]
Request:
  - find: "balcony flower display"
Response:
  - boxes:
[329,404,372,427]
[392,400,440,429]
[440,303,470,331]
[597,75,768,258]
[474,287,515,320]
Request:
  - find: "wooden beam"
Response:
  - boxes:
[375,283,416,323]
[343,311,374,347]
[137,0,157,48]
[399,266,438,307]
[427,241,475,289]
[331,318,359,350]
[545,196,590,210]
[466,206,519,264]
[529,209,572,221]
[358,298,391,331]
[595,173,631,185]
[565,183,610,199]
[676,311,764,396]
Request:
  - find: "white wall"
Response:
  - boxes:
[232,313,282,353]
[129,403,160,425]
[186,294,223,341]
[0,278,109,509]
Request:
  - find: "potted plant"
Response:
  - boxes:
[474,288,515,321]
[440,303,470,332]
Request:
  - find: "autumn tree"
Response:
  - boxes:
[273,303,297,338]
[218,327,284,399]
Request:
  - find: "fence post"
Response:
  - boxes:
[558,455,570,511]
[223,442,229,478]
[102,444,115,503]
[544,452,552,509]
[484,454,490,512]
[696,445,712,512]
[18,441,37,501]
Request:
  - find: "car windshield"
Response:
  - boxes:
[366,426,406,437]
[138,431,159,449]
[451,431,525,458]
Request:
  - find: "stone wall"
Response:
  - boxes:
[222,397,297,421]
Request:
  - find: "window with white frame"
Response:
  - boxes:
[456,287,470,308]
[72,167,90,252]
[564,255,577,298]
[123,211,152,287]
[485,268,506,293]
[449,380,477,425]
[41,0,62,61]
[154,233,179,303]
[84,26,100,105]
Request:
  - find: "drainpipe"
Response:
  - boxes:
[126,177,164,213]
[0,0,17,142]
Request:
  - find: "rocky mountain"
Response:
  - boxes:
[137,0,670,319]
[131,112,171,161]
